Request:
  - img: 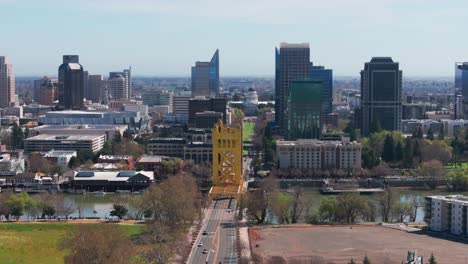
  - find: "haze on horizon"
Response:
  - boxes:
[0,0,466,77]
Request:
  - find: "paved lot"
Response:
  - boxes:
[250,225,468,263]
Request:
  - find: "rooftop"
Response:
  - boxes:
[73,170,154,182]
[26,134,105,141]
[44,150,77,157]
[137,155,171,163]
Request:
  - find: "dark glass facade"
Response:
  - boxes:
[455,62,468,119]
[360,57,402,136]
[310,65,333,115]
[188,97,227,125]
[191,49,219,97]
[287,78,322,139]
[58,55,84,110]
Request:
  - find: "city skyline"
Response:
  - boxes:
[0,0,467,77]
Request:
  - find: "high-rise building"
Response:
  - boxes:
[287,79,322,139]
[191,49,219,97]
[108,74,127,100]
[275,43,311,130]
[83,70,89,100]
[0,56,16,108]
[58,55,84,110]
[360,57,402,136]
[110,67,132,99]
[455,62,468,119]
[188,97,227,125]
[310,65,333,115]
[88,75,105,103]
[35,76,57,106]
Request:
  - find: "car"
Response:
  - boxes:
[202,249,208,254]
[198,242,203,247]
[202,231,208,235]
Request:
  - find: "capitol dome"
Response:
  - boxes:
[245,88,258,105]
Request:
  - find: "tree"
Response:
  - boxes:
[290,186,310,223]
[42,204,56,219]
[113,140,144,159]
[421,140,452,164]
[409,196,424,222]
[54,193,76,220]
[370,119,382,134]
[11,122,24,149]
[394,141,403,162]
[61,225,134,264]
[0,192,12,220]
[418,160,444,178]
[25,199,42,220]
[377,188,395,222]
[412,127,423,139]
[438,125,445,140]
[428,253,437,264]
[446,169,468,191]
[6,192,32,220]
[318,196,336,222]
[362,146,380,169]
[426,127,435,140]
[270,192,292,224]
[348,259,356,264]
[392,202,413,222]
[232,108,245,127]
[241,190,269,224]
[28,152,53,174]
[382,134,395,162]
[77,149,94,164]
[335,193,368,223]
[110,204,128,220]
[113,132,122,143]
[363,255,371,264]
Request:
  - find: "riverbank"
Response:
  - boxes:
[0,222,144,264]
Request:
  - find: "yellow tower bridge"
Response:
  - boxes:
[209,121,244,199]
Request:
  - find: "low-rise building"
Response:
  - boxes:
[24,134,106,153]
[136,155,173,171]
[97,155,134,170]
[425,195,468,237]
[184,142,212,164]
[146,138,186,157]
[44,150,77,168]
[276,139,361,171]
[0,153,25,175]
[71,170,154,191]
[33,124,126,141]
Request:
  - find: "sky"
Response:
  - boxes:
[0,0,466,77]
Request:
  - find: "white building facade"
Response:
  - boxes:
[425,195,468,237]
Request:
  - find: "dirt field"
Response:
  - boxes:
[250,225,468,264]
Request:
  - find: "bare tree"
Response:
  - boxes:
[377,188,395,222]
[289,186,311,224]
[54,194,76,220]
[410,196,424,222]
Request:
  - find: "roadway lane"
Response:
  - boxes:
[187,198,238,264]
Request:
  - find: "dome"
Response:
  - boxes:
[245,88,258,105]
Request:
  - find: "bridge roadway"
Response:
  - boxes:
[187,198,238,264]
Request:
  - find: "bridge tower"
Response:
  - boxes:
[209,120,244,199]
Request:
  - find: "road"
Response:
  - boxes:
[188,198,238,264]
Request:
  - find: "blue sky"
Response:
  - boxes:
[0,0,466,77]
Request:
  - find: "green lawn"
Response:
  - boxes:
[0,222,144,264]
[445,162,468,169]
[243,122,254,143]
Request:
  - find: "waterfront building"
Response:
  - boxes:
[425,195,468,236]
[0,56,16,108]
[58,55,85,110]
[276,139,361,171]
[71,170,153,191]
[191,49,219,97]
[287,78,322,139]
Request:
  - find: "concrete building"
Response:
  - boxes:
[146,138,186,157]
[401,119,441,135]
[276,139,361,171]
[184,142,212,164]
[24,134,106,153]
[33,124,126,140]
[136,155,173,171]
[108,74,127,100]
[58,55,84,110]
[98,155,134,170]
[195,111,223,129]
[0,56,16,108]
[34,76,57,106]
[425,195,468,237]
[402,103,427,119]
[188,97,227,125]
[0,153,25,176]
[123,104,148,116]
[88,75,105,103]
[142,90,173,110]
[44,150,77,168]
[360,57,402,135]
[275,43,311,130]
[191,49,219,97]
[109,67,132,99]
[2,106,23,118]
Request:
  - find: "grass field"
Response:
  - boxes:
[445,162,468,169]
[243,122,254,142]
[0,222,144,264]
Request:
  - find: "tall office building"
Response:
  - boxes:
[0,56,16,108]
[191,49,219,97]
[188,97,227,125]
[58,55,84,110]
[287,79,322,139]
[83,71,89,100]
[455,62,468,119]
[34,76,57,106]
[360,57,402,136]
[310,65,333,115]
[88,75,105,103]
[108,74,127,100]
[275,43,311,130]
[142,90,173,109]
[110,67,132,99]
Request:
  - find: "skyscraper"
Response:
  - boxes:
[191,49,219,97]
[310,65,333,115]
[0,56,16,108]
[83,70,89,100]
[110,67,132,99]
[34,76,57,106]
[108,74,127,100]
[455,62,468,119]
[360,57,402,136]
[287,79,322,139]
[58,55,84,110]
[275,43,311,130]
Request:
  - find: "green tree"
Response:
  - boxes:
[412,127,423,139]
[318,196,336,222]
[6,192,32,220]
[382,134,395,162]
[370,119,382,134]
[42,204,56,219]
[362,146,380,169]
[344,121,357,142]
[113,132,122,143]
[77,149,94,164]
[11,122,24,149]
[426,127,435,140]
[428,253,437,264]
[446,169,468,191]
[110,204,128,220]
[394,141,403,162]
[438,125,445,140]
[335,193,368,223]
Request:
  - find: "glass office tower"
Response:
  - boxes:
[310,65,333,115]
[192,49,219,97]
[287,78,322,139]
[455,62,468,119]
[58,55,84,110]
